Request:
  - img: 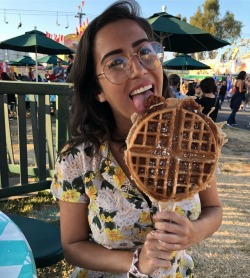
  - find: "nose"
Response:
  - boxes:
[127,53,148,78]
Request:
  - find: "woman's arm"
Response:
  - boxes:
[151,176,222,251]
[60,201,132,272]
[60,201,173,275]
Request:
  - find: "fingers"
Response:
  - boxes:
[151,230,183,251]
[153,211,183,225]
[154,211,190,234]
[151,212,196,251]
[139,234,173,274]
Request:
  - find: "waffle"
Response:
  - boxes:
[125,96,226,202]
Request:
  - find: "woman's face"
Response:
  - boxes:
[93,19,163,133]
[195,86,202,96]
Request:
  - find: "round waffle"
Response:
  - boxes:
[125,96,226,202]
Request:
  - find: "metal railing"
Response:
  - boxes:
[0,81,73,198]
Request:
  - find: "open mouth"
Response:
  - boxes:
[130,84,153,98]
[129,84,154,113]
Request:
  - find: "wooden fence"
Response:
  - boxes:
[0,81,73,198]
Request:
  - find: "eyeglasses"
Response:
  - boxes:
[57,61,61,64]
[96,42,164,84]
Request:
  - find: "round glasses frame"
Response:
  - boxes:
[96,41,164,85]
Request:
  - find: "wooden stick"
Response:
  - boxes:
[159,201,176,212]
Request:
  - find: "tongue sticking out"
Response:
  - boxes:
[132,90,153,113]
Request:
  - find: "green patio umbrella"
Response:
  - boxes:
[0,30,74,80]
[163,54,211,70]
[147,12,230,53]
[8,55,40,67]
[37,55,68,66]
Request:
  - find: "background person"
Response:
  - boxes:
[52,59,65,82]
[194,83,202,98]
[195,77,220,122]
[65,54,74,81]
[218,79,227,109]
[28,67,34,81]
[169,73,185,98]
[227,71,247,126]
[50,1,222,277]
[186,82,195,96]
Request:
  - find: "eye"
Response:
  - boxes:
[106,57,127,70]
[140,45,155,58]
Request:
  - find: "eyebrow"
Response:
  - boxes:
[100,38,149,64]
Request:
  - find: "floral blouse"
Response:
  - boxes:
[51,140,201,278]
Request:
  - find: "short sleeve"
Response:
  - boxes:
[50,147,90,204]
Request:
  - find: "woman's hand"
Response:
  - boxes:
[136,230,174,275]
[151,211,200,252]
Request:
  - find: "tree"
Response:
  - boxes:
[176,14,187,23]
[189,0,242,59]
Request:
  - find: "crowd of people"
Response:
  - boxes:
[0,53,74,83]
[166,71,250,125]
[1,54,74,115]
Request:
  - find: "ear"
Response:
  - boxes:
[96,91,106,102]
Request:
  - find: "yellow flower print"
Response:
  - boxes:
[84,173,94,183]
[171,251,176,260]
[189,203,200,220]
[104,228,124,241]
[100,214,113,222]
[113,167,126,187]
[104,160,111,172]
[139,211,151,224]
[53,181,61,191]
[176,273,184,278]
[179,257,188,268]
[62,189,80,202]
[86,186,97,200]
[84,176,90,183]
[175,206,185,216]
[77,268,88,278]
[57,168,62,180]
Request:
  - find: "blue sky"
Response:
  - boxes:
[1,0,249,42]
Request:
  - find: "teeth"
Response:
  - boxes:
[130,85,152,96]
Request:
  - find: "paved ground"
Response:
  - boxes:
[217,100,250,131]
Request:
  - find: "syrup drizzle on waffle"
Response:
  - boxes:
[125,97,226,202]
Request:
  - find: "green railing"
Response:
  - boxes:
[0,81,73,198]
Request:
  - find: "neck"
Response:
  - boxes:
[112,119,133,142]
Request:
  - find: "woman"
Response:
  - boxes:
[227,71,247,126]
[186,82,195,96]
[51,1,222,277]
[195,77,220,122]
[194,83,203,98]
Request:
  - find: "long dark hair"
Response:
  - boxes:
[65,0,171,153]
[237,71,246,80]
[200,77,217,94]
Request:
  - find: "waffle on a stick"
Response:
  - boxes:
[125,96,226,203]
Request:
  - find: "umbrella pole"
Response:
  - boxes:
[35,46,38,82]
